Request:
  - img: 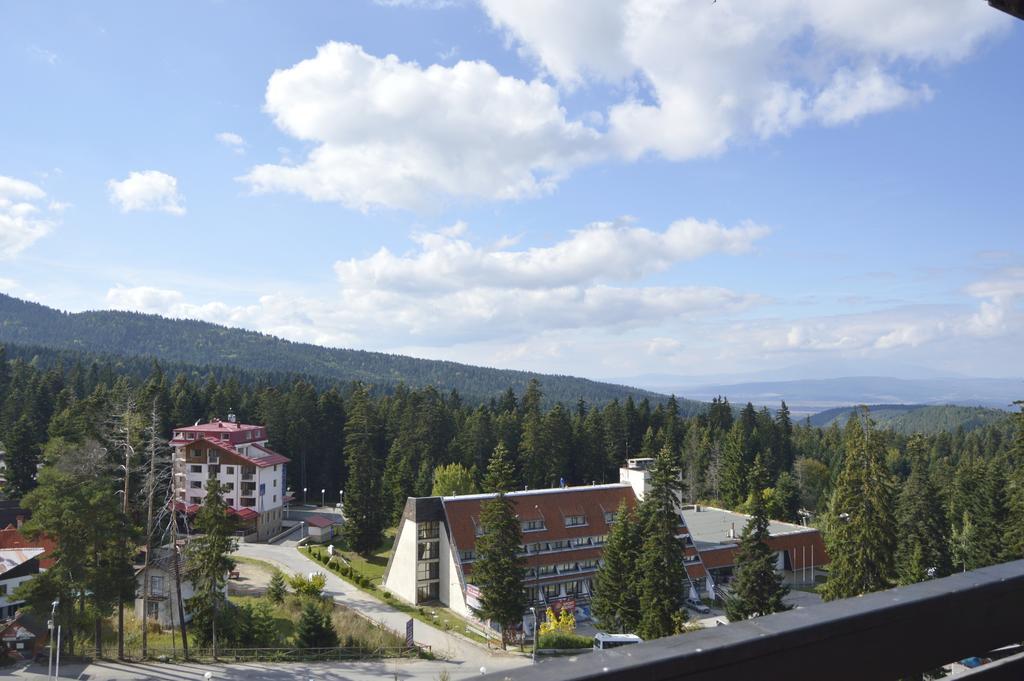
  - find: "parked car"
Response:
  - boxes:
[685,598,711,614]
[593,633,643,650]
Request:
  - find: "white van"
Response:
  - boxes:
[593,633,643,650]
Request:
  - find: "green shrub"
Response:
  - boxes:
[538,632,592,650]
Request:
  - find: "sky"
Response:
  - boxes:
[1,0,1023,382]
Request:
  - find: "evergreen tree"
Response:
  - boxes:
[895,436,950,584]
[1005,464,1024,560]
[471,487,527,649]
[294,600,339,648]
[187,479,238,653]
[765,471,801,522]
[821,411,897,601]
[267,570,287,604]
[342,385,385,554]
[719,423,747,508]
[4,415,39,497]
[591,501,642,633]
[637,447,688,640]
[947,457,1002,570]
[484,442,517,494]
[725,455,789,621]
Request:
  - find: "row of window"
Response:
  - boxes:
[528,559,601,578]
[525,578,592,602]
[518,511,616,533]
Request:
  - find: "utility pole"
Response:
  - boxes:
[117,401,135,661]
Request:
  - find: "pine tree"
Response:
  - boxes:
[471,487,527,649]
[637,447,688,640]
[821,411,897,601]
[719,423,747,508]
[294,600,339,648]
[591,501,642,633]
[267,570,287,604]
[187,479,238,654]
[484,442,516,494]
[4,416,39,497]
[725,455,789,621]
[1005,464,1024,560]
[947,457,1002,570]
[766,471,801,522]
[895,436,950,584]
[342,385,384,554]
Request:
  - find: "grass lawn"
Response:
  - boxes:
[233,555,281,577]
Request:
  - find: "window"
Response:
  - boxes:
[547,540,566,551]
[150,575,165,594]
[592,535,608,545]
[418,541,439,561]
[225,466,234,474]
[273,495,277,503]
[273,479,278,487]
[208,465,220,476]
[190,496,201,504]
[572,536,589,548]
[521,519,546,532]
[529,542,543,553]
[604,511,616,524]
[558,562,576,573]
[526,586,541,603]
[226,499,234,507]
[0,585,6,596]
[190,481,202,489]
[190,465,202,473]
[208,452,219,463]
[223,482,234,491]
[147,601,160,619]
[416,583,439,603]
[538,564,556,576]
[580,559,599,571]
[417,521,440,540]
[416,562,439,582]
[565,580,584,596]
[564,514,587,527]
[543,583,561,599]
[459,550,475,562]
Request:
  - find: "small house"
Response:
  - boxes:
[305,515,340,544]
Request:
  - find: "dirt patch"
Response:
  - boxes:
[228,558,276,596]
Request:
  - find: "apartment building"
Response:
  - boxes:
[170,416,289,542]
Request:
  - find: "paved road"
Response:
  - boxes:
[234,539,529,674]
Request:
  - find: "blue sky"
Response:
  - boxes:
[1,0,1022,381]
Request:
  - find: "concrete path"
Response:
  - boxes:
[234,540,530,674]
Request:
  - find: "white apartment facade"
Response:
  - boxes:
[170,416,290,542]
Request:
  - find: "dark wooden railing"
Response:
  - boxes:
[482,559,1024,681]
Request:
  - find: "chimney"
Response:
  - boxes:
[728,523,735,539]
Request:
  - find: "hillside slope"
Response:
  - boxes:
[0,293,688,409]
[808,404,1010,435]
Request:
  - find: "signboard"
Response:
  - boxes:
[259,483,266,497]
[405,619,414,649]
[465,584,483,610]
[552,598,576,614]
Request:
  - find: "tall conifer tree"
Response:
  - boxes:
[342,385,384,554]
[725,455,789,621]
[821,410,897,601]
[637,447,688,639]
[592,501,642,633]
[471,484,526,648]
[895,436,950,584]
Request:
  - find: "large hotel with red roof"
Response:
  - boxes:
[383,458,827,633]
[170,415,291,542]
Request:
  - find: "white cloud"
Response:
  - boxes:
[0,175,58,259]
[482,0,1007,161]
[335,218,769,292]
[107,170,186,215]
[241,42,602,210]
[964,269,1024,336]
[216,132,246,153]
[0,277,17,291]
[106,285,185,314]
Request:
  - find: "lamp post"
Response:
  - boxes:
[530,606,538,663]
[48,599,58,681]
[321,488,325,508]
[303,487,308,506]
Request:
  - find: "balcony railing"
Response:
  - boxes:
[483,559,1024,681]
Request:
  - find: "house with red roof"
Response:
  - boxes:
[170,415,290,542]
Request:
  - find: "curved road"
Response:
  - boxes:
[235,539,531,676]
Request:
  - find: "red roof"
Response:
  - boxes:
[172,419,267,447]
[0,525,56,569]
[170,501,259,521]
[305,515,337,529]
[183,437,290,468]
[443,484,638,555]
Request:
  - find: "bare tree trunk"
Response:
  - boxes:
[117,399,134,660]
[171,516,189,659]
[141,405,160,659]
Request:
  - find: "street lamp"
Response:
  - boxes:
[48,599,58,681]
[321,488,325,508]
[303,487,308,506]
[530,606,538,663]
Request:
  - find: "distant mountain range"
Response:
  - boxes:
[807,404,1011,435]
[0,293,690,410]
[617,374,1023,415]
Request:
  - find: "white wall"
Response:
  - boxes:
[384,519,419,604]
[439,527,471,618]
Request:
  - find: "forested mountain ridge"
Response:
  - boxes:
[0,293,689,410]
[808,404,1010,435]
